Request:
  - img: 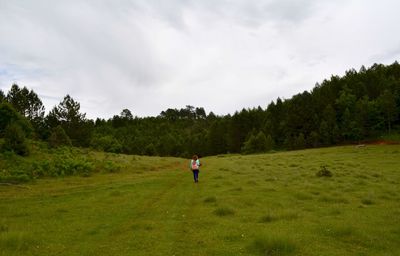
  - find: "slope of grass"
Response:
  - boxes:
[1,145,400,255]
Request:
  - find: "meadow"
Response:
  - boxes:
[0,145,399,255]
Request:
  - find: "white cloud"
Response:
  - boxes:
[1,0,400,118]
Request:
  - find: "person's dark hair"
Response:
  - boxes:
[192,155,198,160]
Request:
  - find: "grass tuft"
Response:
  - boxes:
[214,207,235,216]
[204,196,217,203]
[248,235,296,255]
[316,165,333,177]
[259,213,277,223]
[0,222,8,233]
[361,198,374,205]
[259,211,298,223]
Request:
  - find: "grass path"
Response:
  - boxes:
[1,145,400,255]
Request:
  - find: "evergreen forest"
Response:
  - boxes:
[1,62,400,157]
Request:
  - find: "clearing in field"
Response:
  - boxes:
[1,145,400,255]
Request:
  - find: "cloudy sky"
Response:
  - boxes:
[1,0,400,119]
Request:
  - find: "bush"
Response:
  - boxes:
[48,126,72,148]
[0,102,32,137]
[103,160,121,173]
[90,135,122,153]
[54,157,94,177]
[0,169,32,183]
[2,123,29,156]
[144,143,157,156]
[316,165,333,177]
[242,131,272,154]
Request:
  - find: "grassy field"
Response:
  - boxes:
[1,145,400,255]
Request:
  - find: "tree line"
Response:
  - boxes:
[1,62,399,157]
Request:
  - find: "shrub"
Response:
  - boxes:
[0,102,32,137]
[316,165,332,177]
[103,161,121,173]
[53,157,94,177]
[48,126,72,148]
[0,169,32,183]
[31,160,51,177]
[90,135,122,153]
[144,143,157,156]
[10,174,31,183]
[3,123,29,156]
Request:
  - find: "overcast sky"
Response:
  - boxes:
[1,0,400,119]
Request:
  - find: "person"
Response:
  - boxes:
[190,155,201,183]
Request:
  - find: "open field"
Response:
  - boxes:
[1,145,400,255]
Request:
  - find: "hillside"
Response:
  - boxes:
[1,145,399,255]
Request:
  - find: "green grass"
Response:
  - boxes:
[1,145,400,255]
[248,235,296,255]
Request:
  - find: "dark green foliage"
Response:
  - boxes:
[3,123,29,156]
[293,133,306,149]
[48,126,72,148]
[265,134,275,151]
[6,84,45,126]
[0,90,5,102]
[0,102,32,137]
[242,131,269,154]
[1,61,400,157]
[54,157,94,177]
[379,89,398,133]
[144,143,157,156]
[316,165,333,177]
[32,148,94,177]
[208,119,228,155]
[46,95,92,147]
[91,135,122,153]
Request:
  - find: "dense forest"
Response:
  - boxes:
[1,62,400,157]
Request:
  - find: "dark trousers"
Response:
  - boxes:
[192,169,199,182]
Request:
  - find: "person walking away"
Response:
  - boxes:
[190,155,201,183]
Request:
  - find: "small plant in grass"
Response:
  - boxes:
[203,196,217,203]
[361,198,374,205]
[214,207,235,216]
[0,221,8,233]
[259,213,277,223]
[248,235,296,255]
[316,165,332,177]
